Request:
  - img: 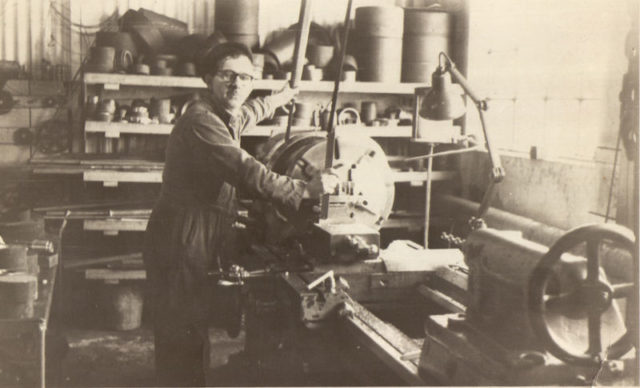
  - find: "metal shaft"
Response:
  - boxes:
[321,0,353,219]
[284,0,313,142]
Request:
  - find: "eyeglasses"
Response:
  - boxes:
[216,69,254,83]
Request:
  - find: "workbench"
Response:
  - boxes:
[0,263,57,387]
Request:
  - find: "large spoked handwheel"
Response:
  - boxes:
[528,224,637,366]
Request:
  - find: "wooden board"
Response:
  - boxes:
[83,170,162,186]
[83,218,148,233]
[83,73,423,94]
[84,269,146,280]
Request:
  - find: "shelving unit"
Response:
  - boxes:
[31,70,462,252]
[85,120,417,138]
[33,160,456,186]
[83,73,424,94]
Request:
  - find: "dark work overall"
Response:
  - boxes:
[143,93,305,386]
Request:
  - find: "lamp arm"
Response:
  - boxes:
[447,64,486,110]
[477,108,505,183]
[439,52,505,183]
[439,52,506,218]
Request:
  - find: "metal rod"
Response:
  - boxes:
[604,130,622,222]
[440,51,504,184]
[321,0,353,219]
[424,144,435,248]
[39,323,46,388]
[403,146,482,162]
[476,180,497,219]
[477,105,504,182]
[284,0,313,142]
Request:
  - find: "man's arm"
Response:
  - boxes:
[189,111,307,210]
[239,83,298,134]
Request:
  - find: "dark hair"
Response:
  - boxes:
[196,42,253,81]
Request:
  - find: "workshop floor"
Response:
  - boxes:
[50,327,248,387]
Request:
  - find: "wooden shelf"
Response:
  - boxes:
[84,268,146,281]
[85,121,173,137]
[83,73,423,94]
[83,218,148,235]
[84,73,205,88]
[84,121,414,138]
[34,162,455,185]
[83,170,162,186]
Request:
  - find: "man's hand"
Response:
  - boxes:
[271,83,299,108]
[303,169,340,199]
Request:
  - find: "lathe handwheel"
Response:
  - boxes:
[528,223,637,366]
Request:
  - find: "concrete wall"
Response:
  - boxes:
[458,151,622,230]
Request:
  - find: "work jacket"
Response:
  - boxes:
[143,92,306,326]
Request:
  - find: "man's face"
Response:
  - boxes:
[206,55,254,112]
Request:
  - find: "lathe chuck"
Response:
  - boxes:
[254,131,395,243]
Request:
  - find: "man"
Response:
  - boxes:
[143,42,338,386]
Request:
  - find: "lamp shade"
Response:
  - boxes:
[419,68,466,120]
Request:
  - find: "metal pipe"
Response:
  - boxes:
[402,146,481,162]
[284,0,313,142]
[424,144,434,248]
[321,0,354,219]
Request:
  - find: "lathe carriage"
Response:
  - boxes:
[221,131,638,386]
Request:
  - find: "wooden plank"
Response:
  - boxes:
[84,73,206,88]
[83,170,162,185]
[84,121,173,137]
[83,218,148,232]
[31,166,84,175]
[97,87,191,101]
[84,269,146,280]
[83,73,422,95]
[64,253,142,270]
[245,125,414,138]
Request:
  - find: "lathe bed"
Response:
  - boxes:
[227,131,637,386]
[235,225,635,386]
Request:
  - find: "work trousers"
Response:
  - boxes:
[143,200,233,387]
